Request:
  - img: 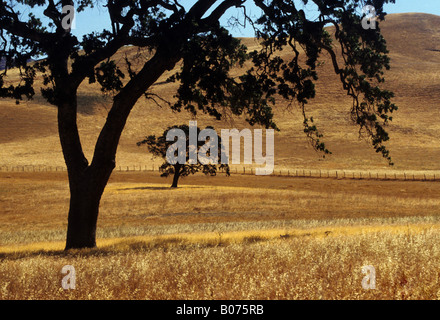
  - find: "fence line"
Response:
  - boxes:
[0,165,438,182]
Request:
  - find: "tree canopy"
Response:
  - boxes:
[137,124,230,188]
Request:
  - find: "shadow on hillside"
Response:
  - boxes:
[31,93,112,115]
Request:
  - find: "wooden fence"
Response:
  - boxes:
[236,168,439,182]
[0,164,439,182]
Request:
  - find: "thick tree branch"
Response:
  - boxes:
[187,0,218,20]
[0,5,53,44]
[43,0,63,30]
[70,10,136,87]
[90,44,181,175]
[201,0,246,26]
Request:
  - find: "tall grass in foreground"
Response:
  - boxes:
[1,228,440,300]
[2,176,440,299]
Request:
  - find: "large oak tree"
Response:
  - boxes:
[0,0,397,249]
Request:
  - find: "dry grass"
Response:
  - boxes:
[1,171,440,241]
[2,227,440,300]
[1,171,440,299]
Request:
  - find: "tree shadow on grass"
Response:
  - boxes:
[0,247,121,261]
[117,186,204,191]
[0,239,207,261]
[117,186,171,191]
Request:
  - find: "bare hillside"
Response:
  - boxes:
[0,13,439,172]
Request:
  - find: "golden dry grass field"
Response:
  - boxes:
[1,171,440,300]
[0,13,440,300]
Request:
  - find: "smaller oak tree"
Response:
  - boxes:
[137,124,230,188]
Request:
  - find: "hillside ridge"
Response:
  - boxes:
[0,12,439,171]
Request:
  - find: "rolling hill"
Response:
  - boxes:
[0,13,439,172]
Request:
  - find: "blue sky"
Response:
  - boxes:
[221,0,440,37]
[18,0,440,39]
[384,0,440,16]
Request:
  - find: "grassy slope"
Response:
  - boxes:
[0,13,439,171]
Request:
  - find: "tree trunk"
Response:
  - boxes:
[171,165,181,188]
[65,176,100,249]
[64,166,113,250]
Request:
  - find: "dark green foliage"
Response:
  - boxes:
[95,60,125,93]
[137,124,230,188]
[249,0,397,163]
